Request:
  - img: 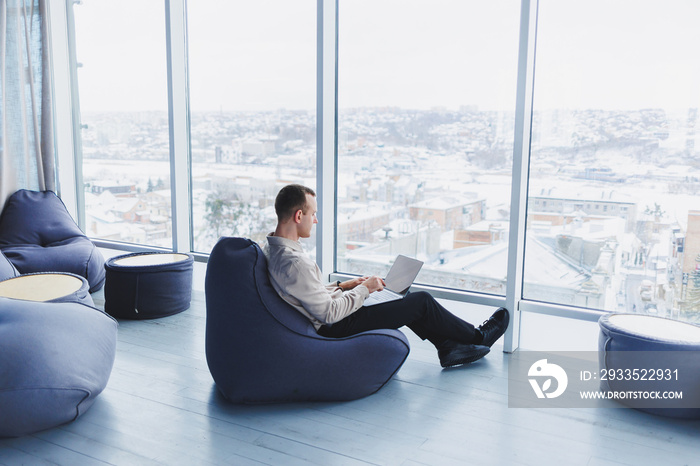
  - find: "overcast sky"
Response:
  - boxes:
[74,0,700,113]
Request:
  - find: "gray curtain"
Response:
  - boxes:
[0,0,55,209]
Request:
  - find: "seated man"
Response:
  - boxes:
[264,184,509,368]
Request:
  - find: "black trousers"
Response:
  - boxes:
[317,291,478,348]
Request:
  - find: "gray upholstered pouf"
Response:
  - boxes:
[104,252,194,319]
[0,297,117,437]
[598,313,700,419]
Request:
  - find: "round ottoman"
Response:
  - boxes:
[0,297,118,437]
[104,252,194,319]
[598,313,700,419]
[0,272,94,307]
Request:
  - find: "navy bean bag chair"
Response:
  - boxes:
[0,297,118,437]
[599,313,700,419]
[0,190,105,292]
[205,237,410,403]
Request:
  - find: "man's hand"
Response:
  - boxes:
[339,276,368,291]
[362,276,385,293]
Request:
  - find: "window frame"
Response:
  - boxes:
[52,0,626,355]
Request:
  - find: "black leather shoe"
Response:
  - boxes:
[478,307,510,347]
[437,342,490,368]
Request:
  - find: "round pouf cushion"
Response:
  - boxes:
[0,297,118,437]
[0,272,94,307]
[104,252,194,319]
[598,313,700,419]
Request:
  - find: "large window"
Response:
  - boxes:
[336,0,520,294]
[187,0,317,254]
[62,0,700,335]
[525,0,700,323]
[73,1,172,247]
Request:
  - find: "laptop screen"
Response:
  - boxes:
[384,255,424,295]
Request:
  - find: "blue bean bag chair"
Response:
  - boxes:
[0,250,18,281]
[599,313,700,419]
[205,237,410,403]
[0,190,105,292]
[0,297,118,437]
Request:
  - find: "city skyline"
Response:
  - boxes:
[77,103,700,321]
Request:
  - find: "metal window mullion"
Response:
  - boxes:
[63,0,86,228]
[316,0,338,278]
[48,0,78,221]
[504,0,538,353]
[165,0,191,253]
[519,300,605,323]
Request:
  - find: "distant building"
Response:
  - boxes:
[528,188,637,231]
[89,181,135,195]
[409,195,485,231]
[337,203,394,247]
[573,167,625,183]
[683,210,700,275]
[242,137,277,157]
[453,221,507,248]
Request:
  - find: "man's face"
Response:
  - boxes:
[298,194,318,238]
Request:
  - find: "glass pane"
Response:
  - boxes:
[337,0,519,294]
[187,1,317,254]
[73,1,172,248]
[526,0,700,323]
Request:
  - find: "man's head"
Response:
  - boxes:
[274,184,317,238]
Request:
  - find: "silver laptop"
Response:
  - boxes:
[363,255,424,306]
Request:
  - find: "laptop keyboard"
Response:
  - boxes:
[364,289,401,306]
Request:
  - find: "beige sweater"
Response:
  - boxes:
[264,235,369,330]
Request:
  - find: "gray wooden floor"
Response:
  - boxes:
[1,291,699,466]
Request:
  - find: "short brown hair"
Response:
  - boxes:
[274,184,316,221]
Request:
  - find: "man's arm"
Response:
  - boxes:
[335,276,368,291]
[286,263,383,325]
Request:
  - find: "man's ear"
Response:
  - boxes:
[294,209,303,224]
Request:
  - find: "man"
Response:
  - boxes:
[264,184,509,368]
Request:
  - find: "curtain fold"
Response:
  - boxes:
[0,0,55,209]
